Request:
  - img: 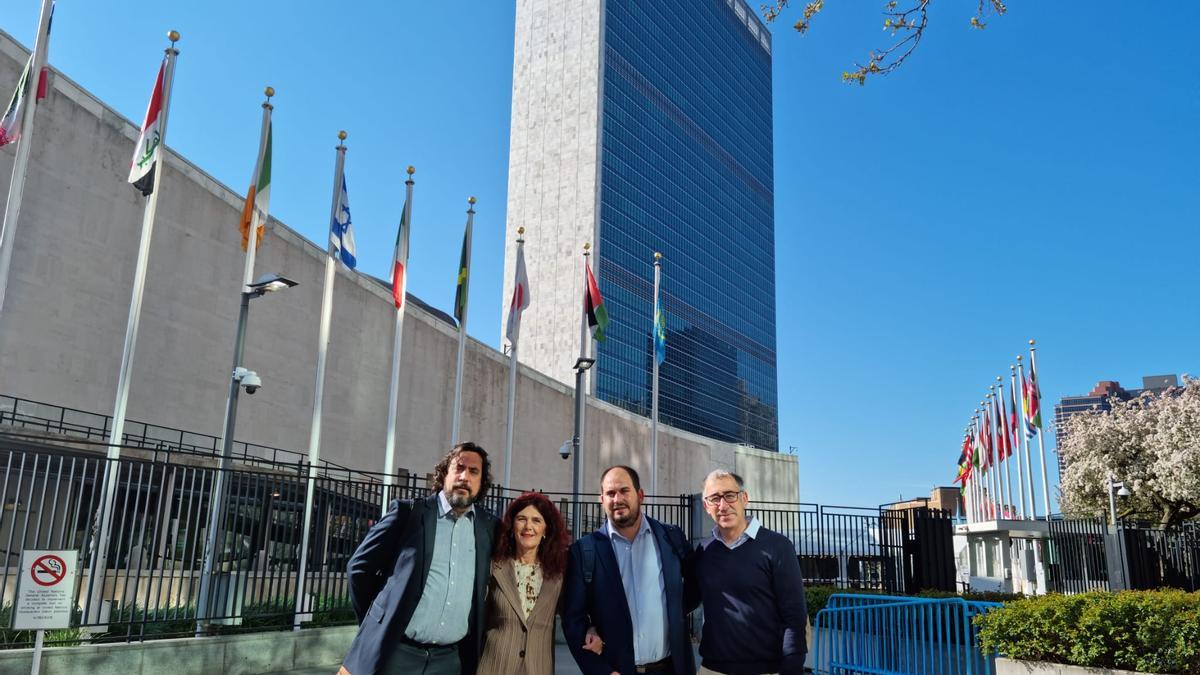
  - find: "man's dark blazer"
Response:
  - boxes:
[561,516,696,675]
[341,494,498,675]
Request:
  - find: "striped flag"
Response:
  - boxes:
[0,4,52,148]
[329,175,356,269]
[390,196,410,309]
[0,58,49,148]
[238,120,272,251]
[453,219,471,323]
[504,243,529,344]
[128,58,166,196]
[584,260,609,342]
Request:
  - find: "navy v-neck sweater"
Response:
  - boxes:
[694,527,808,675]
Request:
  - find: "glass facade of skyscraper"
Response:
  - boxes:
[594,0,778,450]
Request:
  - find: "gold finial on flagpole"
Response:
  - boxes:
[1029,338,1037,351]
[1016,355,1023,362]
[583,242,591,257]
[517,226,525,236]
[338,130,347,142]
[167,30,180,44]
[263,86,275,110]
[468,196,477,205]
[654,251,662,262]
[407,166,415,176]
[997,376,1003,383]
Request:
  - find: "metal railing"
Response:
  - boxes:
[0,394,351,472]
[812,593,1002,675]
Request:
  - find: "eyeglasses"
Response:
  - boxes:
[703,490,743,506]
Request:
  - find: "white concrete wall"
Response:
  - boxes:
[0,30,798,503]
[502,0,605,389]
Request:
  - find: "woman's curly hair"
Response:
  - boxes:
[492,492,570,579]
[431,442,493,502]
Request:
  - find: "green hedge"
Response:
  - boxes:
[975,590,1200,674]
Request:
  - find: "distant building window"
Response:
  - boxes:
[748,21,759,39]
[735,2,746,20]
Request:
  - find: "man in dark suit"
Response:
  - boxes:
[341,442,499,675]
[562,465,696,675]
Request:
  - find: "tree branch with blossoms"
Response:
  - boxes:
[761,0,1007,85]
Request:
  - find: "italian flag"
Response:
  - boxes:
[390,197,410,309]
[0,57,48,148]
[128,58,166,196]
[584,260,609,342]
[239,119,272,252]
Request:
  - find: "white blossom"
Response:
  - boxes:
[1059,377,1200,527]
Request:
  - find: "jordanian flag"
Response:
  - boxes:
[239,120,272,252]
[584,261,609,342]
[390,197,410,309]
[453,219,471,324]
[128,58,166,196]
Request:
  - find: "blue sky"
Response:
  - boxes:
[5,2,1198,508]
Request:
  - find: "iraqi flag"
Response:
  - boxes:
[329,174,356,269]
[504,243,530,345]
[390,196,410,308]
[128,58,166,196]
[584,260,609,342]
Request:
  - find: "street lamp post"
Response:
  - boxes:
[1107,473,1130,526]
[195,272,296,633]
[570,356,595,539]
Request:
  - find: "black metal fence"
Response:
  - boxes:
[1046,515,1111,594]
[1122,520,1200,591]
[0,435,956,647]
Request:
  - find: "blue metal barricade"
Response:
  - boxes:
[813,594,1002,675]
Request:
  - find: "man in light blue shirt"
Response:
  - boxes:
[605,501,669,665]
[405,490,476,644]
[563,465,697,675]
[344,443,499,675]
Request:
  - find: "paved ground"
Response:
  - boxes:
[275,643,703,674]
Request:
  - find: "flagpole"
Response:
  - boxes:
[1029,340,1053,520]
[502,228,525,490]
[87,31,180,626]
[0,0,55,318]
[383,167,414,514]
[571,243,592,539]
[293,131,347,630]
[997,380,1014,517]
[650,252,662,495]
[972,414,983,522]
[1010,366,1027,519]
[450,197,476,446]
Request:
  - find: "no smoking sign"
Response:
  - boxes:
[30,555,67,587]
[13,550,77,630]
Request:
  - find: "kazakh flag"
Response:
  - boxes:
[653,295,666,365]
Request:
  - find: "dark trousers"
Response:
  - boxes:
[382,641,461,675]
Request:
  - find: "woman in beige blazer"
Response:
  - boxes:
[478,492,571,675]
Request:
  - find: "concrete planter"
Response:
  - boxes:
[996,657,1150,675]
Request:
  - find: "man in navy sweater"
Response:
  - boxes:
[693,470,807,675]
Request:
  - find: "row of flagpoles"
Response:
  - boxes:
[1,9,679,626]
[955,339,1053,524]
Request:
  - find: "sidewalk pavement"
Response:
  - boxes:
[274,643,583,674]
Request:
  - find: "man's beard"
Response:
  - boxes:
[446,484,476,508]
[609,503,639,528]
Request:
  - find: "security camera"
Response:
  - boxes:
[559,441,572,460]
[233,367,263,395]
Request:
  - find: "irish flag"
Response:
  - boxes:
[238,120,272,252]
[390,197,410,309]
[584,261,609,342]
[128,58,166,196]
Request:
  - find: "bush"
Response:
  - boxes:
[975,590,1200,674]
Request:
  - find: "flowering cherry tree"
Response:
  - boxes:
[1059,378,1200,528]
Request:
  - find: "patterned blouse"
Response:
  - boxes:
[512,560,543,620]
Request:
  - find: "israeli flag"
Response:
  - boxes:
[330,175,357,269]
